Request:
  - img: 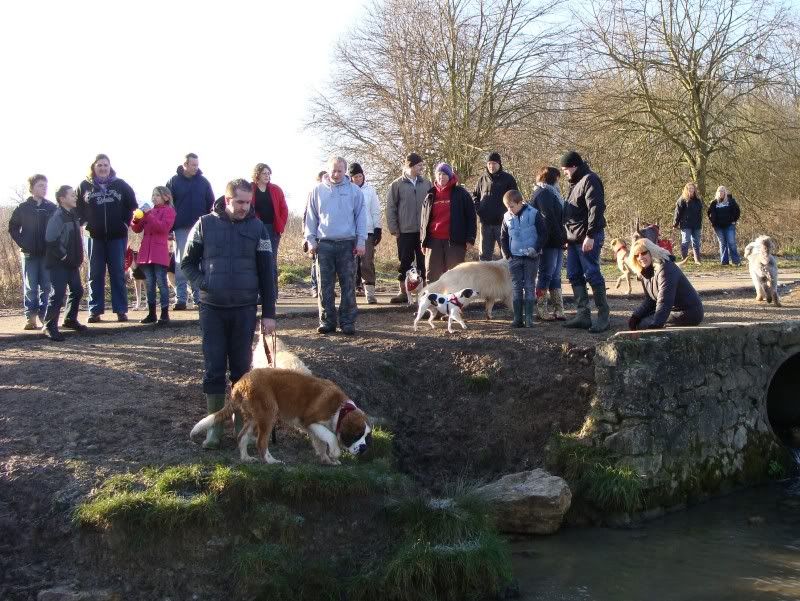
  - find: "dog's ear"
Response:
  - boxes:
[427,293,438,303]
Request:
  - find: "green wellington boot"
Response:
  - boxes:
[510,300,525,328]
[588,283,610,333]
[202,393,225,450]
[524,300,535,327]
[563,283,592,329]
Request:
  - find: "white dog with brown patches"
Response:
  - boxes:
[190,369,371,465]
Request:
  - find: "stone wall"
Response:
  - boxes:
[580,321,800,504]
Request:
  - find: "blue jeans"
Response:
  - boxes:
[536,247,563,290]
[480,223,502,261]
[87,236,128,315]
[21,254,51,319]
[509,255,539,301]
[566,232,605,288]
[44,265,83,325]
[173,227,199,304]
[199,304,257,394]
[714,225,740,265]
[680,228,702,258]
[317,239,357,329]
[141,264,169,308]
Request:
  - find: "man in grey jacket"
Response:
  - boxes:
[304,157,367,335]
[386,153,430,303]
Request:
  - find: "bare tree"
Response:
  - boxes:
[307,0,564,189]
[572,0,793,199]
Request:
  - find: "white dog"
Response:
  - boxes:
[405,267,423,304]
[424,259,512,319]
[413,288,478,332]
[744,235,781,306]
[252,334,312,374]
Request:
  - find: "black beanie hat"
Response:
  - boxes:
[348,162,364,177]
[487,151,502,164]
[406,152,423,168]
[560,150,583,168]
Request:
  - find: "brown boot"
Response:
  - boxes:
[389,281,408,304]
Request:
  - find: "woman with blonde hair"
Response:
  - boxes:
[707,185,741,266]
[672,182,703,264]
[626,237,703,330]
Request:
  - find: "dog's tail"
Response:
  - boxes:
[189,401,235,439]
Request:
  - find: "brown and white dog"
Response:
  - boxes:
[424,258,512,319]
[610,238,633,294]
[744,235,781,306]
[190,368,371,465]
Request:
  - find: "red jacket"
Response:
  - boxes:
[130,204,176,267]
[252,182,289,235]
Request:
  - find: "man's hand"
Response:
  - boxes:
[582,237,595,253]
[354,246,366,257]
[261,318,277,335]
[307,244,317,258]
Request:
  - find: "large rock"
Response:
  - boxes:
[475,469,571,535]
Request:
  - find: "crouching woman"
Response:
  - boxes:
[627,238,703,330]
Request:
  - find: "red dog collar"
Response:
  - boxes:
[335,400,358,433]
[407,278,421,292]
[447,294,464,309]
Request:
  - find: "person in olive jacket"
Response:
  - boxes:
[707,185,741,266]
[626,237,703,330]
[560,151,609,333]
[8,174,57,330]
[76,154,138,322]
[420,163,476,283]
[41,185,87,341]
[472,151,518,261]
[672,182,703,264]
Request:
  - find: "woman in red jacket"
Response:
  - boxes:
[131,186,176,324]
[252,163,288,301]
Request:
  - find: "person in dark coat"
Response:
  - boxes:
[472,151,518,261]
[626,238,703,330]
[531,166,566,321]
[181,179,277,449]
[166,153,215,309]
[42,185,86,341]
[672,182,703,264]
[76,154,137,323]
[8,174,57,330]
[560,151,609,333]
[420,163,477,283]
[707,185,741,266]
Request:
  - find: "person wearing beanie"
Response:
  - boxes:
[349,162,383,304]
[386,152,431,303]
[626,237,703,330]
[472,151,518,261]
[420,162,476,283]
[559,150,609,333]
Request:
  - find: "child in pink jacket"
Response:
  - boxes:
[131,186,176,324]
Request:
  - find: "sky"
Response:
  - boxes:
[0,0,366,214]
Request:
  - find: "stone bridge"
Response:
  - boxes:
[580,320,800,504]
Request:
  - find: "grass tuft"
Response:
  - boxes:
[549,433,644,513]
[465,372,491,393]
[277,264,309,286]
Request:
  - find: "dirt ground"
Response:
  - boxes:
[1,287,798,599]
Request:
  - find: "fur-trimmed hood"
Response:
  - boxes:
[627,237,672,276]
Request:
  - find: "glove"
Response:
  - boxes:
[373,228,382,246]
[628,315,641,330]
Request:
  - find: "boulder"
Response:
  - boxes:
[475,469,571,535]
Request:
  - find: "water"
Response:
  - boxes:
[512,484,800,601]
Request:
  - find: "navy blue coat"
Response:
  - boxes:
[8,197,57,256]
[166,166,215,231]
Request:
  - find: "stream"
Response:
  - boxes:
[512,483,800,600]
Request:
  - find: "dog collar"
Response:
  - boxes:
[447,294,464,309]
[407,279,421,292]
[335,400,358,433]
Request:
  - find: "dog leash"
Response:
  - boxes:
[260,325,279,444]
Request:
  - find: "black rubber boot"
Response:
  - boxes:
[157,306,170,325]
[524,300,535,327]
[563,283,592,329]
[588,284,610,333]
[141,304,157,324]
[511,300,524,328]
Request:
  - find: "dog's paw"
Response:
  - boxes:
[240,454,257,463]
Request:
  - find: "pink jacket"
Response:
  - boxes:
[130,204,176,267]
